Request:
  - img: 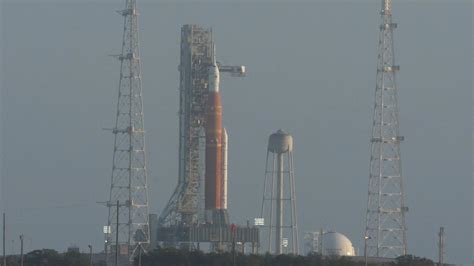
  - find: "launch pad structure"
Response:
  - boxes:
[156,25,259,250]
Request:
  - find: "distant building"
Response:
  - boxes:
[304,230,355,256]
[67,245,80,253]
[322,231,355,256]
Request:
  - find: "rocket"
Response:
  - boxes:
[205,50,223,212]
[204,47,230,225]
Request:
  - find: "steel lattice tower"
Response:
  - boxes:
[158,26,213,227]
[365,0,407,258]
[105,0,149,264]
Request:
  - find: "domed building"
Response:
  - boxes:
[322,231,355,256]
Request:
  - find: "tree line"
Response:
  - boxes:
[3,249,103,266]
[135,248,435,266]
[1,247,435,266]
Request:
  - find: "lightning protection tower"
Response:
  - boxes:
[365,0,407,258]
[105,0,150,264]
[260,130,298,255]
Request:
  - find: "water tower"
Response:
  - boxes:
[259,130,299,254]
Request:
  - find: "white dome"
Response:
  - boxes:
[322,231,355,256]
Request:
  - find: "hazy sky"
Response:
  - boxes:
[0,0,472,264]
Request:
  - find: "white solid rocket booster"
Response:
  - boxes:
[221,127,228,209]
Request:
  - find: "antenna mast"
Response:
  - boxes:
[105,0,150,264]
[438,227,445,266]
[365,0,408,258]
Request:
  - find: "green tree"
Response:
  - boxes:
[25,249,63,266]
[391,255,434,266]
[136,247,436,266]
[62,250,89,266]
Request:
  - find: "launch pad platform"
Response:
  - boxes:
[157,224,260,250]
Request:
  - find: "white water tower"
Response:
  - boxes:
[259,130,299,255]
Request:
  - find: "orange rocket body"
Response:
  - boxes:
[205,62,223,211]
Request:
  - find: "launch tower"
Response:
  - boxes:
[104,0,150,264]
[156,25,257,250]
[365,0,408,258]
[159,25,245,229]
[158,25,214,227]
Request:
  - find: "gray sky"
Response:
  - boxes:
[1,0,472,264]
